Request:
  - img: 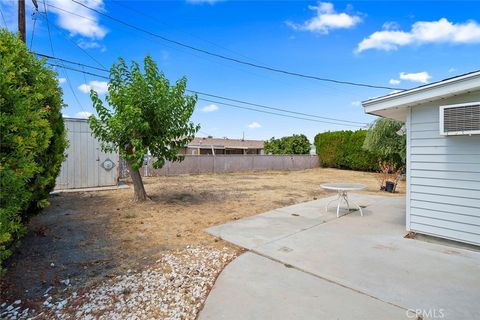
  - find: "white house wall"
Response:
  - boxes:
[408,90,480,245]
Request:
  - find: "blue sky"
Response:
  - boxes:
[1,0,480,141]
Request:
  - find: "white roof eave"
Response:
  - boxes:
[362,71,480,119]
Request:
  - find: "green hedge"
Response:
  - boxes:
[314,130,379,171]
[0,30,67,274]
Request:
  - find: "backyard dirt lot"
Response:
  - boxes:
[1,168,404,319]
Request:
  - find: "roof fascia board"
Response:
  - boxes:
[363,72,480,114]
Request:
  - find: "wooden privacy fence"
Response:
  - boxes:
[120,155,320,178]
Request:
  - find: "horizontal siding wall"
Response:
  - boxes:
[408,91,480,245]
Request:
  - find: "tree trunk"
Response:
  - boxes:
[127,162,148,202]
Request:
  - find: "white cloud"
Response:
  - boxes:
[77,39,106,52]
[58,77,67,84]
[356,30,413,52]
[287,2,361,34]
[0,0,36,31]
[351,101,361,107]
[399,71,431,84]
[78,80,109,94]
[75,111,92,119]
[247,122,261,129]
[448,67,457,73]
[48,0,108,40]
[356,18,480,52]
[389,79,401,85]
[389,90,402,94]
[382,21,400,31]
[186,0,221,4]
[77,40,101,49]
[200,104,219,113]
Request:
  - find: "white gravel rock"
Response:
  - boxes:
[0,246,236,320]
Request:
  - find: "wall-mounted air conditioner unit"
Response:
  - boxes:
[439,102,480,136]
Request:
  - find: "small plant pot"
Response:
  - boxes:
[385,181,395,193]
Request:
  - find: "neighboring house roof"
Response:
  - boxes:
[188,137,264,149]
[362,70,480,121]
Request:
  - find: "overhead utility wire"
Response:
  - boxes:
[47,1,365,101]
[29,11,38,49]
[198,98,364,128]
[36,53,107,72]
[40,1,85,112]
[40,55,368,126]
[0,7,7,28]
[46,22,106,69]
[45,62,364,127]
[189,90,368,125]
[67,0,404,91]
[44,62,109,79]
[110,0,268,66]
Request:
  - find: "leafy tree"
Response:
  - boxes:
[264,134,310,154]
[363,118,406,191]
[89,56,199,201]
[0,29,67,273]
[363,118,406,167]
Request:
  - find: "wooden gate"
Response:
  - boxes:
[55,118,119,190]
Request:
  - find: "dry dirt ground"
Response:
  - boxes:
[0,168,404,318]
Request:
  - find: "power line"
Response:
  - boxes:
[41,1,85,112]
[0,6,7,29]
[42,1,55,56]
[36,53,108,72]
[198,130,214,137]
[46,22,106,69]
[198,98,364,128]
[46,1,364,103]
[67,0,404,91]
[188,90,368,125]
[44,62,109,79]
[29,11,38,50]
[39,54,369,127]
[110,0,267,66]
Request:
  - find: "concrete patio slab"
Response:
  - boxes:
[205,194,373,250]
[204,194,480,319]
[200,252,408,320]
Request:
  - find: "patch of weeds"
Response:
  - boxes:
[125,209,137,219]
[404,231,416,239]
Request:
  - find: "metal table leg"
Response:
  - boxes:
[326,190,363,217]
[325,193,340,212]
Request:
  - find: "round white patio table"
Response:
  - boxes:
[320,183,367,218]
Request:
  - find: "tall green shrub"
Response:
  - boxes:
[314,130,379,171]
[264,134,311,154]
[0,29,67,273]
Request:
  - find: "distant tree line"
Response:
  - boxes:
[264,134,311,155]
